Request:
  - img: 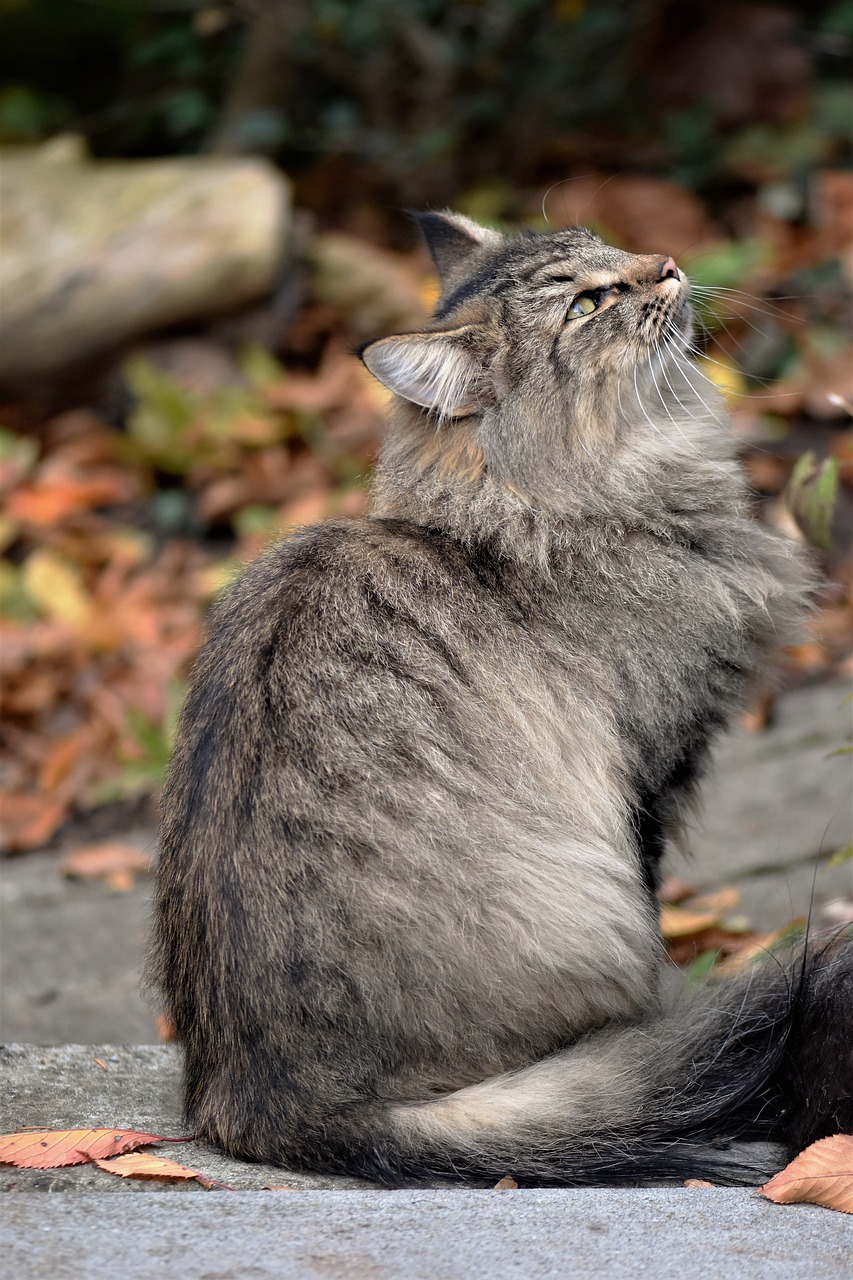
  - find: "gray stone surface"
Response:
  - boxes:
[0,681,850,1046]
[683,679,852,929]
[0,831,159,1045]
[0,1044,369,1192]
[3,1188,851,1279]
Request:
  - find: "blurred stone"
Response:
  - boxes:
[311,233,429,338]
[0,140,291,385]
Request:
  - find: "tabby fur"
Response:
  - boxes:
[151,212,852,1185]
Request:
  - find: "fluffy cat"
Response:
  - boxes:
[151,211,852,1185]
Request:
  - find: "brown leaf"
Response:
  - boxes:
[0,791,67,853]
[684,1178,715,1188]
[58,841,151,883]
[660,904,723,939]
[94,1151,214,1187]
[715,920,807,975]
[0,1128,168,1169]
[494,1175,519,1189]
[7,478,131,527]
[760,1135,853,1214]
[38,725,100,797]
[685,887,741,916]
[156,1013,178,1043]
[657,876,697,905]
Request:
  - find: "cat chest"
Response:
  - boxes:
[561,544,752,789]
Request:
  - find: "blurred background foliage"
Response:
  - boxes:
[0,0,851,866]
[2,0,852,212]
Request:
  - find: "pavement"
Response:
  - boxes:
[1,678,851,1277]
[5,1184,852,1279]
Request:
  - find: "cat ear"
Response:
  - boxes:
[360,328,489,418]
[410,211,502,290]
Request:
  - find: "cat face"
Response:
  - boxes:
[360,211,692,423]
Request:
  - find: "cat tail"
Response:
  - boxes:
[373,937,853,1186]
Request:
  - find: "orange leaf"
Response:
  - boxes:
[0,791,67,853]
[38,726,98,796]
[494,1175,519,1189]
[0,1128,168,1169]
[657,876,697,905]
[58,841,151,882]
[94,1152,213,1186]
[685,886,741,915]
[684,1178,715,1188]
[660,904,722,939]
[156,1013,178,1043]
[760,1135,853,1214]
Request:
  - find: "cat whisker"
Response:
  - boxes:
[689,282,809,319]
[650,337,741,482]
[664,324,802,400]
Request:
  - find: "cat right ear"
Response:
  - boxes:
[359,328,492,419]
[410,211,502,291]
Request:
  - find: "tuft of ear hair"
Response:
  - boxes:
[360,328,491,419]
[410,210,502,293]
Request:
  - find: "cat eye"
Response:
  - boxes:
[567,293,599,319]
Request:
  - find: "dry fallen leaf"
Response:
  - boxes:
[94,1151,216,1188]
[494,1175,519,1189]
[684,1178,715,1188]
[715,919,807,975]
[760,1135,853,1214]
[58,841,152,883]
[156,1013,178,1042]
[0,791,67,853]
[0,1128,169,1169]
[657,876,697,905]
[684,887,741,915]
[660,904,724,938]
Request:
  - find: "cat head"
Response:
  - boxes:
[361,212,721,536]
[361,211,691,421]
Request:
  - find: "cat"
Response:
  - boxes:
[150,211,852,1185]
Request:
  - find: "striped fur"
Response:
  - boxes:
[151,213,851,1185]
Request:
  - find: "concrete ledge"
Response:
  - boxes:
[4,1187,850,1280]
[0,1044,367,1191]
[3,1044,849,1279]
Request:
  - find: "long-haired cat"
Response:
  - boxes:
[151,212,852,1184]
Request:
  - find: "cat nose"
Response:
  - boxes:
[658,256,680,282]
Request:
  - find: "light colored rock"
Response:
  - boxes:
[0,139,291,382]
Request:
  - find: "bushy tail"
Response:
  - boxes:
[371,937,853,1186]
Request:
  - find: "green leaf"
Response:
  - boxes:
[828,841,853,867]
[239,345,287,392]
[785,452,839,552]
[123,357,197,475]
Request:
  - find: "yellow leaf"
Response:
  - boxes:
[22,549,90,627]
[698,357,748,402]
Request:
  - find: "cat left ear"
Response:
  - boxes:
[360,328,490,418]
[410,211,502,291]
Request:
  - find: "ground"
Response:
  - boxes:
[0,677,850,1278]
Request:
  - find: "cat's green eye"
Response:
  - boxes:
[568,294,598,318]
